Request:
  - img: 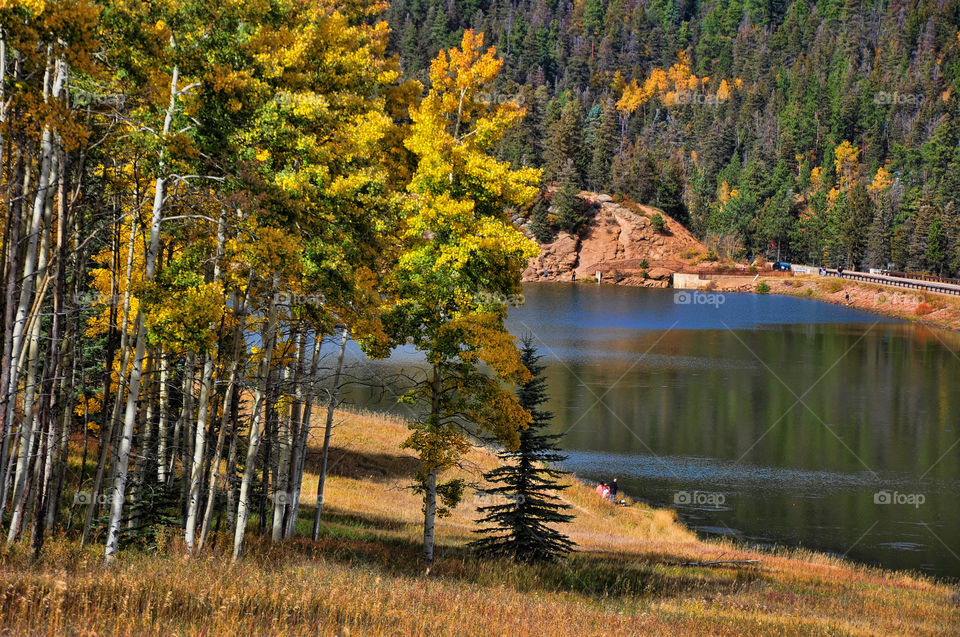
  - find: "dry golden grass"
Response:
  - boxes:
[1,408,957,636]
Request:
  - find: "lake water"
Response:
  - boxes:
[345,283,960,579]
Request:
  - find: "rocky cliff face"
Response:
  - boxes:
[521,192,709,287]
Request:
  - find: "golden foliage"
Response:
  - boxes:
[616,51,738,112]
[869,166,894,195]
[833,140,860,189]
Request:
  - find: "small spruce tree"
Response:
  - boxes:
[529,195,554,243]
[470,337,575,562]
[555,159,584,232]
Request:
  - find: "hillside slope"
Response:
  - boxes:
[523,192,709,286]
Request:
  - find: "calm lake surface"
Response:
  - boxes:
[347,283,960,579]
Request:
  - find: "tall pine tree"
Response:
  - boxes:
[471,337,575,562]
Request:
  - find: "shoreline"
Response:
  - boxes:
[719,273,960,334]
[534,273,960,333]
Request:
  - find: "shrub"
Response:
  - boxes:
[824,279,844,293]
[639,258,649,269]
[756,281,771,294]
[650,213,666,233]
[915,302,934,316]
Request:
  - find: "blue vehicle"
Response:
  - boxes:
[772,261,792,271]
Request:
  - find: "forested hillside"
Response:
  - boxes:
[386,0,960,272]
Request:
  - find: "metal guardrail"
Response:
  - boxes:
[696,267,793,279]
[823,269,960,296]
[885,270,960,285]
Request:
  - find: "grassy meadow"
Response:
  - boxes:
[0,409,957,636]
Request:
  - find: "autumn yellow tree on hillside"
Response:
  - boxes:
[616,51,742,113]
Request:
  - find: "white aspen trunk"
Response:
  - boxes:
[421,367,442,569]
[107,205,141,443]
[224,381,241,530]
[179,359,197,515]
[0,146,28,514]
[6,128,59,543]
[36,324,63,535]
[423,467,437,568]
[195,369,235,553]
[79,345,129,546]
[38,416,57,537]
[183,353,213,552]
[127,353,155,530]
[167,354,195,486]
[43,145,71,535]
[312,329,348,541]
[156,354,169,483]
[80,205,139,545]
[285,333,321,538]
[104,204,146,494]
[5,312,42,542]
[196,298,243,553]
[232,275,280,560]
[271,328,301,541]
[4,51,56,411]
[103,313,147,562]
[280,330,307,538]
[103,64,181,564]
[1,54,62,512]
[184,208,229,552]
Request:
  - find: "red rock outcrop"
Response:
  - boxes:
[522,192,710,287]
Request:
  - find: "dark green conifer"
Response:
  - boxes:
[470,338,574,562]
[555,159,585,232]
[529,195,554,243]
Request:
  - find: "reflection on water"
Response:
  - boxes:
[344,282,960,579]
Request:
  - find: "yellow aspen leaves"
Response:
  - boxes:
[869,166,894,196]
[617,51,738,113]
